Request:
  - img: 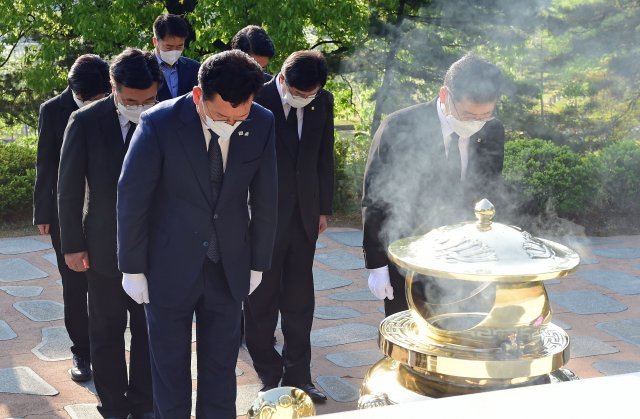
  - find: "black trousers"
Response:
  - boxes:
[245,210,316,386]
[145,259,241,419]
[86,269,152,418]
[50,215,90,360]
[385,263,409,316]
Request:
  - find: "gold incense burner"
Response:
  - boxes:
[359,199,580,407]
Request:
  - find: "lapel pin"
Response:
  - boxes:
[238,131,244,136]
[311,106,315,111]
[477,138,482,143]
[244,131,250,136]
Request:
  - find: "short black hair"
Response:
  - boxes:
[110,48,164,90]
[444,53,504,103]
[230,25,275,59]
[153,13,189,40]
[198,50,264,106]
[68,54,110,100]
[281,50,327,91]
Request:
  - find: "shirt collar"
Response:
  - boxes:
[275,73,288,106]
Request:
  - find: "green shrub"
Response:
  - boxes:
[0,142,37,218]
[503,138,595,217]
[587,139,640,214]
[333,129,370,212]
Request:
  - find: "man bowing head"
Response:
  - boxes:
[117,50,278,418]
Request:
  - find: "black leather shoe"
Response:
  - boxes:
[70,354,92,382]
[298,383,327,402]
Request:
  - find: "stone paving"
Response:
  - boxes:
[1,229,640,418]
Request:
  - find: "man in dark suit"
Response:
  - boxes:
[362,53,505,316]
[33,54,110,382]
[245,50,334,402]
[117,50,277,418]
[153,13,200,102]
[231,25,276,82]
[58,48,161,419]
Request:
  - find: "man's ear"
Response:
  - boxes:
[438,86,448,104]
[192,86,201,106]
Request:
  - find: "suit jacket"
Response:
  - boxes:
[362,99,505,269]
[57,95,129,278]
[117,93,278,307]
[254,79,334,242]
[157,56,200,102]
[33,87,79,225]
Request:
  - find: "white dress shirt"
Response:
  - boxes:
[117,113,133,143]
[436,98,470,180]
[275,75,304,138]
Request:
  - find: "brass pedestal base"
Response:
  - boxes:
[359,357,578,408]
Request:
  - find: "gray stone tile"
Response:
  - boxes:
[42,253,58,267]
[56,279,62,285]
[326,349,383,367]
[313,268,353,291]
[548,290,627,314]
[0,320,17,340]
[0,259,48,282]
[0,238,52,254]
[190,353,242,379]
[551,318,572,330]
[325,230,363,247]
[1,285,43,297]
[569,336,618,358]
[314,306,361,320]
[13,300,64,321]
[597,318,640,346]
[32,326,73,361]
[593,360,640,375]
[0,366,58,395]
[378,306,386,314]
[311,323,378,347]
[575,270,640,294]
[580,257,599,265]
[191,384,262,417]
[314,250,365,270]
[327,288,378,302]
[545,279,560,285]
[564,236,623,246]
[64,403,101,419]
[77,379,97,395]
[316,376,359,402]
[592,248,640,259]
[316,241,327,249]
[634,264,640,271]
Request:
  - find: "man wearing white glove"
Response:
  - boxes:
[362,53,505,316]
[117,51,277,418]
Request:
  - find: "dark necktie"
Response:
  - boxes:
[125,122,136,149]
[286,107,300,155]
[448,132,461,182]
[206,129,223,263]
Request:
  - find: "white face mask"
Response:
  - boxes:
[200,98,242,138]
[158,49,182,66]
[115,94,155,124]
[72,91,98,109]
[284,91,315,109]
[444,92,487,138]
[446,115,486,138]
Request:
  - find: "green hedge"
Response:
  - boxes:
[0,141,36,218]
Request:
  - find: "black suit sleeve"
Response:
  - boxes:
[117,113,162,274]
[57,111,88,254]
[248,116,278,272]
[318,92,335,215]
[361,117,392,269]
[33,102,58,225]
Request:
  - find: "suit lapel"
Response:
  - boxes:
[177,94,213,207]
[176,59,188,96]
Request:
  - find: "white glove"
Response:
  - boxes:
[249,270,263,295]
[122,273,149,304]
[368,266,394,300]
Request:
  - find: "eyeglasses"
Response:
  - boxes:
[202,100,251,123]
[284,79,318,100]
[119,100,159,111]
[447,90,495,122]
